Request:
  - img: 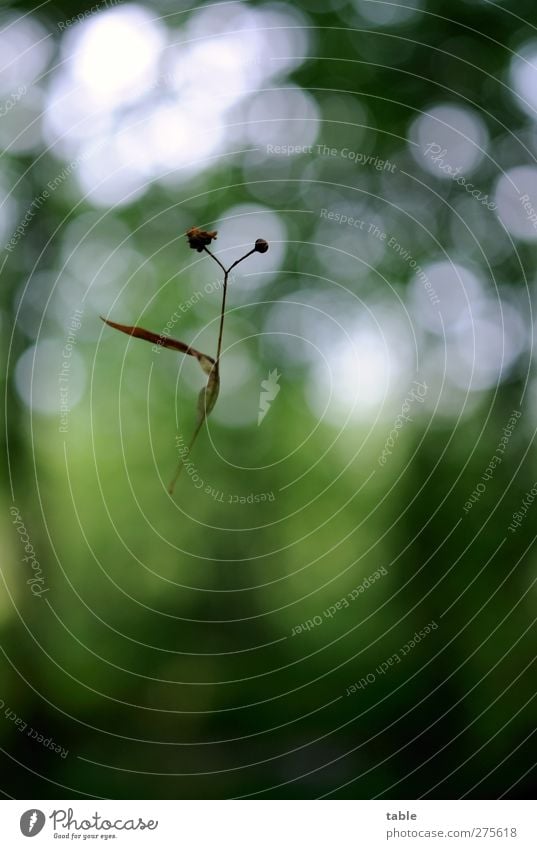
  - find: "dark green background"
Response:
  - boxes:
[1,0,536,798]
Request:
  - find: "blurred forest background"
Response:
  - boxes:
[1,0,537,799]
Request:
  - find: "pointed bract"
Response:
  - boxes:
[101,317,214,374]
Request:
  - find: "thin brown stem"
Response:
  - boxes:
[167,416,205,495]
[226,248,256,274]
[204,246,257,370]
[215,270,229,368]
[203,246,226,274]
[169,241,260,494]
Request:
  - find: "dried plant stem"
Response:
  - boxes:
[206,246,255,369]
[168,365,220,494]
[167,417,204,495]
[103,231,267,497]
[203,246,226,274]
[215,269,229,369]
[167,248,256,494]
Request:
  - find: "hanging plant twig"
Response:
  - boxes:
[102,227,269,494]
[100,318,215,375]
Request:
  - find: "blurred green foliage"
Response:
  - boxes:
[1,0,536,799]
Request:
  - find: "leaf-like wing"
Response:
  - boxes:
[101,317,220,496]
[101,317,215,372]
[168,368,220,495]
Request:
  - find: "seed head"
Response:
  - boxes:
[254,238,269,253]
[186,227,218,252]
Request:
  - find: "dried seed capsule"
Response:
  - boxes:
[186,227,218,252]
